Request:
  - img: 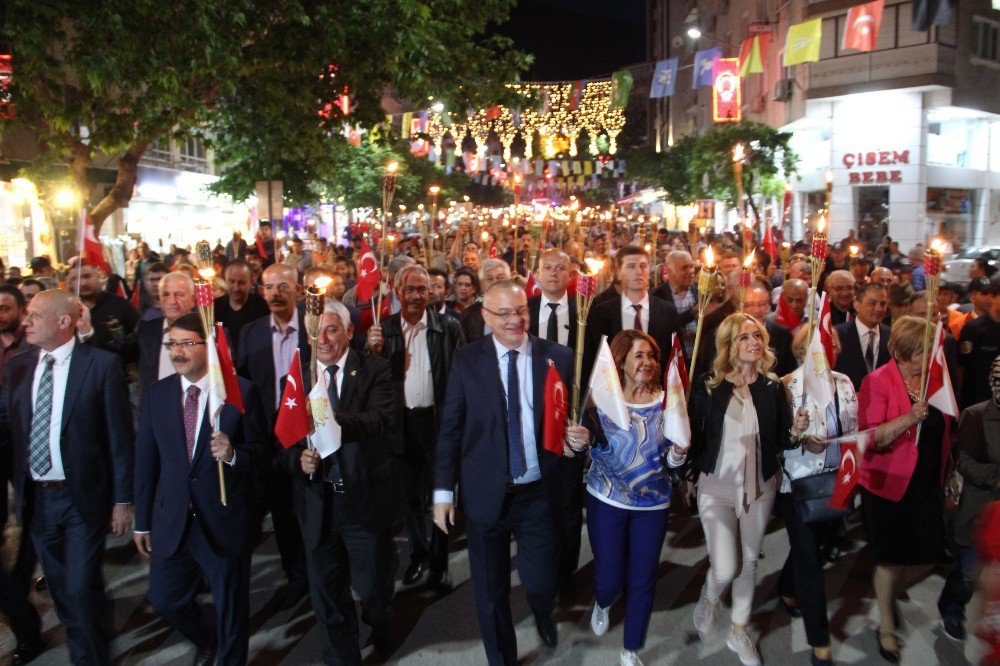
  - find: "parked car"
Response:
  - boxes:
[942,246,1000,286]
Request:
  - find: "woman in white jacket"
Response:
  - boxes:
[778,326,858,666]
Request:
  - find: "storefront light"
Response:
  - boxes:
[54,187,78,208]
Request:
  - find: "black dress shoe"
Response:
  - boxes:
[403,557,428,585]
[427,570,453,593]
[371,623,398,659]
[876,631,900,664]
[780,596,802,618]
[810,651,833,666]
[32,577,46,593]
[535,616,557,648]
[193,642,217,666]
[12,641,45,665]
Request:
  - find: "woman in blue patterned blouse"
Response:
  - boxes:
[570,329,687,666]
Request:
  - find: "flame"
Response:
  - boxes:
[816,214,826,234]
[644,243,652,253]
[312,276,333,291]
[386,161,399,173]
[584,257,605,275]
[428,185,440,195]
[198,267,216,281]
[705,245,716,267]
[742,253,755,268]
[732,143,745,162]
[930,238,945,254]
[849,244,859,257]
[513,174,522,184]
[481,231,490,241]
[785,181,793,192]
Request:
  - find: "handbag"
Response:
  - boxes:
[789,389,851,524]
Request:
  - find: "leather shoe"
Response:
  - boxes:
[427,570,453,593]
[32,576,46,593]
[535,616,558,648]
[192,642,217,666]
[12,641,46,665]
[403,557,428,585]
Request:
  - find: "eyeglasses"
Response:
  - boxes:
[163,341,207,350]
[483,306,529,321]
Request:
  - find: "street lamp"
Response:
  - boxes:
[686,26,702,40]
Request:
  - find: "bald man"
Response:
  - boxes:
[131,271,196,391]
[235,262,311,607]
[824,270,856,326]
[2,290,133,664]
[766,278,809,334]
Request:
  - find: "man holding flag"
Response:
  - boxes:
[133,313,268,665]
[280,299,401,662]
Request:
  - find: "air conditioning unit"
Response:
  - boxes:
[773,78,794,102]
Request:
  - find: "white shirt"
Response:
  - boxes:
[158,319,174,380]
[538,292,570,346]
[270,314,299,408]
[180,374,210,459]
[30,337,75,481]
[318,349,349,403]
[855,319,879,368]
[402,311,434,408]
[621,293,650,333]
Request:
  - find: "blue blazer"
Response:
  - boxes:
[134,375,269,557]
[136,316,167,392]
[435,334,574,525]
[235,312,312,429]
[0,342,134,529]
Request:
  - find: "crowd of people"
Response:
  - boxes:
[0,215,998,666]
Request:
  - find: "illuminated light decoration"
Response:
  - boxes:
[713,58,742,123]
[0,54,12,120]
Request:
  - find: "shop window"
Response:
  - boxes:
[856,186,889,251]
[927,115,989,170]
[927,187,975,249]
[973,16,1000,64]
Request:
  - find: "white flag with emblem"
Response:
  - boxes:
[308,360,342,456]
[588,336,630,429]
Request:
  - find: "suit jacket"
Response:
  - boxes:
[527,294,578,351]
[651,282,698,327]
[833,320,890,391]
[136,315,168,392]
[858,359,951,502]
[765,321,798,378]
[235,312,312,429]
[459,302,486,345]
[435,335,574,525]
[134,376,269,557]
[0,342,134,529]
[582,293,680,383]
[377,309,465,437]
[282,351,400,545]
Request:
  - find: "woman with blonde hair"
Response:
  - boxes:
[687,313,808,666]
[858,315,950,663]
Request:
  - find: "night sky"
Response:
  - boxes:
[494,0,646,81]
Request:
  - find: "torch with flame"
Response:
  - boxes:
[732,143,746,224]
[689,246,719,386]
[193,241,227,505]
[572,257,606,422]
[919,238,946,397]
[376,162,399,318]
[806,214,828,346]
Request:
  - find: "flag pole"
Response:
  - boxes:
[572,258,605,423]
[194,241,227,506]
[75,208,87,298]
[688,246,718,392]
[919,240,943,398]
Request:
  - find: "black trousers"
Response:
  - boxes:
[777,493,839,648]
[0,543,41,647]
[147,515,251,665]
[466,482,558,666]
[257,456,307,586]
[305,485,398,666]
[30,484,112,666]
[556,455,585,583]
[401,407,449,573]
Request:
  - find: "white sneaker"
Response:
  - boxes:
[619,649,644,666]
[591,601,610,636]
[693,588,719,640]
[726,627,762,666]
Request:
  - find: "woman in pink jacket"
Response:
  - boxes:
[858,316,952,663]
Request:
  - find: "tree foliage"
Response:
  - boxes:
[627,121,798,206]
[1,0,531,229]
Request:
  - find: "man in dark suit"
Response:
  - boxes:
[526,249,583,600]
[131,271,195,392]
[825,270,856,326]
[67,262,139,351]
[287,299,400,662]
[0,289,134,665]
[434,281,574,665]
[651,249,697,318]
[742,283,797,377]
[213,260,269,354]
[583,246,680,384]
[459,259,511,345]
[834,282,890,390]
[134,313,268,665]
[367,265,464,591]
[235,262,310,605]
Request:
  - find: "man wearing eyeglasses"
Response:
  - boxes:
[367,264,464,592]
[434,280,574,664]
[133,313,268,665]
[235,263,311,608]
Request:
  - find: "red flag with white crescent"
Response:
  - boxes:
[215,323,245,414]
[542,363,568,455]
[524,271,541,299]
[842,0,885,53]
[79,213,111,273]
[274,349,311,447]
[828,429,872,509]
[355,239,382,303]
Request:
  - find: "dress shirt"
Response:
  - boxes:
[671,285,695,313]
[402,311,434,408]
[538,292,570,346]
[31,337,75,481]
[270,314,299,409]
[433,335,540,506]
[855,319,879,367]
[180,374,210,459]
[317,349,348,403]
[621,293,650,333]
[158,319,174,380]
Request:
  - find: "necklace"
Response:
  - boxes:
[903,376,921,402]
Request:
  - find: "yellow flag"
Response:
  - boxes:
[783,18,822,66]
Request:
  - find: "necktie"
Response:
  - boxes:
[327,364,340,410]
[184,385,201,463]
[28,354,56,476]
[631,303,643,332]
[546,303,560,342]
[506,350,526,479]
[865,330,876,372]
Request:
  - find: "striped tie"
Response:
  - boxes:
[28,354,56,476]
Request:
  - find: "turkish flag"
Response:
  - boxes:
[762,223,778,262]
[488,241,498,259]
[828,440,860,509]
[542,363,568,455]
[215,323,245,414]
[775,292,802,330]
[818,290,835,368]
[663,333,689,394]
[523,271,542,299]
[842,0,885,52]
[354,239,382,303]
[255,232,268,260]
[79,213,111,273]
[925,320,959,418]
[274,349,311,447]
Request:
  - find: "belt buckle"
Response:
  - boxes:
[331,481,345,494]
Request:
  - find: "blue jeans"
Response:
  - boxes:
[938,545,979,621]
[587,493,670,651]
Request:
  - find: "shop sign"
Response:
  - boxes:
[841,149,909,184]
